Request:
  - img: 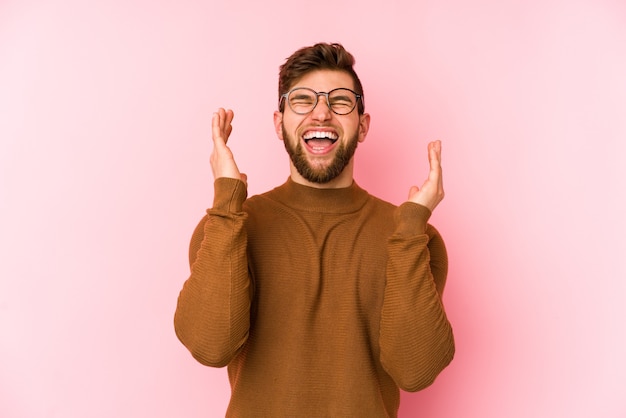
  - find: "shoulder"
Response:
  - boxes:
[365,192,397,211]
[242,188,282,212]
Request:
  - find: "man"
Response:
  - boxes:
[174,42,454,417]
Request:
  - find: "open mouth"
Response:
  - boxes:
[302,130,338,151]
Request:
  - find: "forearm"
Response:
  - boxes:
[174,178,251,367]
[379,203,455,391]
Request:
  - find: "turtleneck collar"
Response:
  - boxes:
[269,177,371,214]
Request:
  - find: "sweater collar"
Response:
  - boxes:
[271,177,370,214]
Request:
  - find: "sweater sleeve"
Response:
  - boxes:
[174,178,251,367]
[379,202,455,392]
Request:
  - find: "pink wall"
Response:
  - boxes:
[1,0,625,417]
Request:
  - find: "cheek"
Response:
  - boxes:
[281,119,302,139]
[344,121,360,138]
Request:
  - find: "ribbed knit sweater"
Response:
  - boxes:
[174,177,454,417]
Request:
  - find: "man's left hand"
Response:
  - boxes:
[407,140,444,212]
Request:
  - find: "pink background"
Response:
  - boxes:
[1,0,625,417]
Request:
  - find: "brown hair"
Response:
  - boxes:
[278,42,365,114]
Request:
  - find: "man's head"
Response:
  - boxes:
[278,43,365,114]
[274,43,370,188]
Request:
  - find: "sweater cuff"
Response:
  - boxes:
[211,178,248,213]
[394,202,432,236]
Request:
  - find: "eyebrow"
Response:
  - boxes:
[330,94,352,101]
[290,93,314,100]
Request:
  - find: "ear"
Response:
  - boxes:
[273,111,284,141]
[357,113,370,143]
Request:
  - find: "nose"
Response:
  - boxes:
[310,94,332,121]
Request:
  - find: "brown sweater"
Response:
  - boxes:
[174,177,454,417]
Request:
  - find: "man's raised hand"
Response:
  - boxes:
[407,140,444,212]
[210,108,246,185]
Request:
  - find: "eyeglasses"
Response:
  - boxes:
[280,87,362,115]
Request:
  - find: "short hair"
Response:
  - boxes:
[278,42,365,114]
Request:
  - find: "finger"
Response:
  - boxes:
[218,108,228,134]
[224,109,234,126]
[429,140,444,199]
[221,109,234,143]
[212,111,226,146]
[428,140,442,184]
[429,140,441,166]
[224,122,233,140]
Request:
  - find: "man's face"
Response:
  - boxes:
[274,70,370,186]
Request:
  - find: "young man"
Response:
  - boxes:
[174,43,454,417]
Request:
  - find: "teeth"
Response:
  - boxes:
[303,131,338,140]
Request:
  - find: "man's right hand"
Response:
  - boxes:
[210,108,247,185]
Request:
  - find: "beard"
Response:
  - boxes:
[282,125,359,184]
